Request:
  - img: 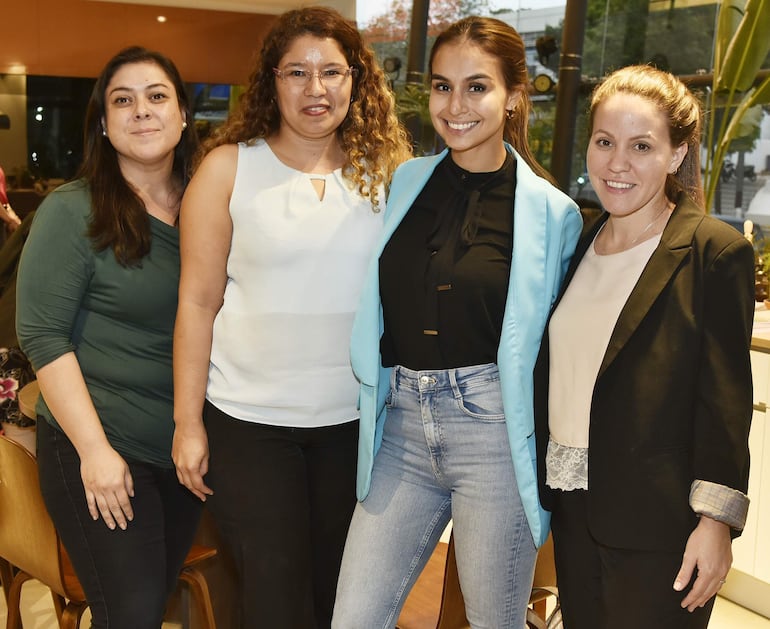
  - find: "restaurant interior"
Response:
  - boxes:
[1,0,770,627]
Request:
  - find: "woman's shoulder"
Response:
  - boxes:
[201,142,240,164]
[393,153,445,177]
[695,214,754,260]
[35,179,91,223]
[194,143,240,182]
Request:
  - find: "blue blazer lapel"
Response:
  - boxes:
[349,151,447,386]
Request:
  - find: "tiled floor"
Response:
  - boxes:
[0,577,768,628]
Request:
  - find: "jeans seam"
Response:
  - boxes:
[384,497,452,628]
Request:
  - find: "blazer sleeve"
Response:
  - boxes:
[693,234,754,494]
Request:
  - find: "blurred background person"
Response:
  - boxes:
[0,164,22,235]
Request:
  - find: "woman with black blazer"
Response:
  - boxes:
[535,65,754,629]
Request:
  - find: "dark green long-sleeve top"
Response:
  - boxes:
[16,180,180,467]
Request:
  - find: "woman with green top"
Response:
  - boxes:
[16,46,200,629]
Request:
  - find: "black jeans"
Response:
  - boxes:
[551,488,714,629]
[37,418,203,629]
[203,400,358,629]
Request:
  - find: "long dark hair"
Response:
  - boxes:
[429,17,554,184]
[79,46,198,266]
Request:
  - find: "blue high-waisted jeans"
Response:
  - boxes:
[333,363,537,629]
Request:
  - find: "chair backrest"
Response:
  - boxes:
[532,534,557,589]
[436,534,469,629]
[0,433,78,600]
[436,531,558,629]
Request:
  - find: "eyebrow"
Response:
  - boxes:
[108,82,170,96]
[431,73,492,82]
[593,128,655,140]
[279,62,347,69]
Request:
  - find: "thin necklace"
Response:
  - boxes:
[628,203,671,246]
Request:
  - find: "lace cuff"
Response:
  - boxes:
[545,438,588,491]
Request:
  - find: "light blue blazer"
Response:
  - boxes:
[350,147,582,546]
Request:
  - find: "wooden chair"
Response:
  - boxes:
[526,534,560,629]
[425,531,560,629]
[0,433,217,629]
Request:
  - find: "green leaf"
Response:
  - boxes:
[714,0,746,74]
[716,0,770,91]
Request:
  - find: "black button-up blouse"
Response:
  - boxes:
[379,152,516,370]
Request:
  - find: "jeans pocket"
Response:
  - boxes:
[454,377,505,421]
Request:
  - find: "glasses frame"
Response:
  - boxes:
[272,66,357,88]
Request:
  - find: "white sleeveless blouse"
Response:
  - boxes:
[206,140,384,427]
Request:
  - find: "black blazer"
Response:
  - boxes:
[534,194,754,553]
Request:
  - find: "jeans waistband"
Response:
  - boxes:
[392,363,500,392]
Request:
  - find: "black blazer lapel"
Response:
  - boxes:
[598,196,706,378]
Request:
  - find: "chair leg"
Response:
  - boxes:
[0,558,14,605]
[51,591,66,623]
[60,601,89,629]
[179,567,217,629]
[533,599,547,622]
[6,570,34,629]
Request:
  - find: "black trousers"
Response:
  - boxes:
[36,417,203,629]
[550,488,714,629]
[203,400,358,629]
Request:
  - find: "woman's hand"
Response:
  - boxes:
[673,516,732,611]
[1,203,21,232]
[80,445,134,531]
[172,419,213,501]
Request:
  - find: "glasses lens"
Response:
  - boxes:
[283,68,350,87]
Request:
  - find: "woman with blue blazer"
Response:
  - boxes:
[332,17,581,629]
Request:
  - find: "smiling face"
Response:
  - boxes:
[273,34,353,144]
[103,61,185,173]
[429,40,518,172]
[587,92,687,221]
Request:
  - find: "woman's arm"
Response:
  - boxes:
[172,144,236,501]
[16,188,133,530]
[1,201,21,232]
[36,354,135,530]
[674,234,755,610]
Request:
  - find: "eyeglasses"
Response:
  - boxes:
[273,66,357,88]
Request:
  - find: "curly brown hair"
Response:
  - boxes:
[200,6,411,208]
